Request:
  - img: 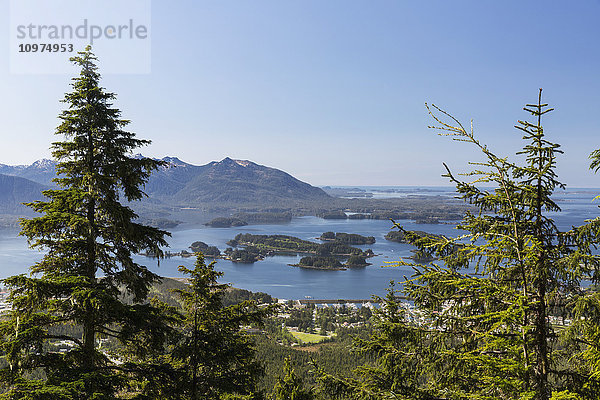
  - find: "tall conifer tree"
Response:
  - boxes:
[0,47,171,399]
[162,255,267,400]
[318,90,600,400]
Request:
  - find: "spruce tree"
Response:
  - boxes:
[318,90,600,400]
[163,254,268,400]
[273,357,314,400]
[0,47,171,399]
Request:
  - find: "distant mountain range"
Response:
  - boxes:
[0,157,469,229]
[0,156,331,212]
[0,159,57,187]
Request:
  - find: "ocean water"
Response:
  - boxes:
[1,187,599,300]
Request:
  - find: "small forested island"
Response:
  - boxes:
[292,254,370,269]
[291,256,346,271]
[204,217,248,228]
[189,241,221,257]
[224,246,263,263]
[319,231,376,245]
[409,249,436,263]
[141,241,223,259]
[204,212,293,228]
[345,254,370,267]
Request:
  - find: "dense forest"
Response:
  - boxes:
[3,48,600,400]
[295,256,345,270]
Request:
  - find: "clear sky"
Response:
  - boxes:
[1,1,599,186]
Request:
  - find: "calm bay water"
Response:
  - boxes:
[1,187,599,300]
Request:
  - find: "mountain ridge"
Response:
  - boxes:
[0,156,331,208]
[169,157,330,204]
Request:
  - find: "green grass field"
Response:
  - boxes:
[289,330,331,344]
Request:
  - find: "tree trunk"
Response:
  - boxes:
[82,197,96,372]
[533,286,549,400]
[82,133,97,373]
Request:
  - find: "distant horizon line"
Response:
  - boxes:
[2,157,599,190]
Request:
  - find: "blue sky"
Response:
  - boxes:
[1,1,599,186]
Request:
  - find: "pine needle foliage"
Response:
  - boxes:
[318,90,600,400]
[0,47,171,399]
